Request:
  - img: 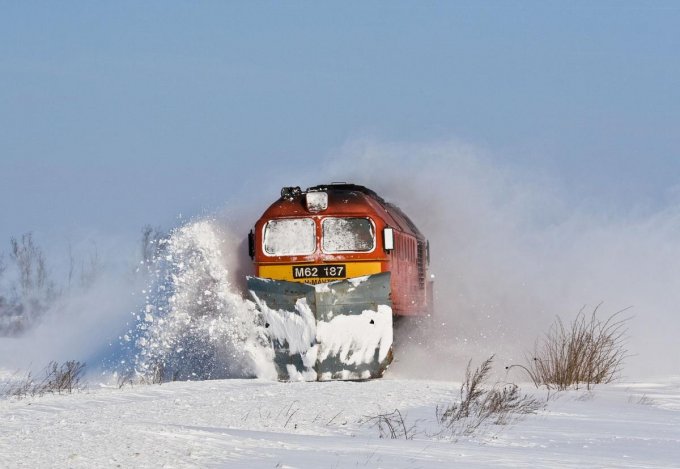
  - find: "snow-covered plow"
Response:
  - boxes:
[248,272,393,381]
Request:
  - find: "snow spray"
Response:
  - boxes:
[128,219,275,381]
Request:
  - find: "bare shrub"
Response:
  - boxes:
[0,233,57,335]
[1,370,35,399]
[436,356,542,437]
[3,361,86,399]
[10,233,55,301]
[510,305,629,390]
[363,409,416,440]
[42,361,87,394]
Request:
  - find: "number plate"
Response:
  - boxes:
[292,264,346,279]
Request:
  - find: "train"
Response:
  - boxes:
[247,183,432,381]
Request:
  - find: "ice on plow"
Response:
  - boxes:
[247,272,393,381]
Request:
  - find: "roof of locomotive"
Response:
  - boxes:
[257,183,425,240]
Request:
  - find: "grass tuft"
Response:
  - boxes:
[2,361,86,399]
[437,355,542,437]
[363,409,416,440]
[509,305,629,390]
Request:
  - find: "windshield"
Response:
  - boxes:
[263,218,316,255]
[322,217,375,252]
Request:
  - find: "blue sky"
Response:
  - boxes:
[1,1,679,245]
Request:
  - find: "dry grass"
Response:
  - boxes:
[363,409,416,440]
[363,356,541,440]
[511,305,629,390]
[436,355,542,437]
[2,361,86,399]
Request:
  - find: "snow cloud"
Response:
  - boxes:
[314,139,680,380]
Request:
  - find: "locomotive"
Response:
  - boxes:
[247,183,432,381]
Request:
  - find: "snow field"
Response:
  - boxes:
[1,377,679,468]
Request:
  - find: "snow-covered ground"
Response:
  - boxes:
[2,376,679,468]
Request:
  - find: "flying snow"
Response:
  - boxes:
[128,219,275,381]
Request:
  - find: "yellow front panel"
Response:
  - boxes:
[258,261,382,284]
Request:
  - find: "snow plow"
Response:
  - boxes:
[247,183,432,381]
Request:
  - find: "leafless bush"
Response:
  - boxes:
[3,361,86,399]
[43,361,87,393]
[10,233,55,302]
[436,356,542,437]
[510,305,629,390]
[363,409,416,440]
[0,233,57,335]
[1,370,34,398]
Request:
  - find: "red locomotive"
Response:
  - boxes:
[247,183,432,381]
